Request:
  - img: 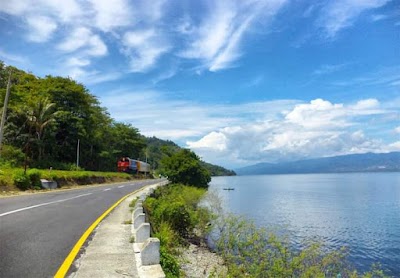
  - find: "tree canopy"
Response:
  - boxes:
[0,63,145,171]
[160,149,211,188]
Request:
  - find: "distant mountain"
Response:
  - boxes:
[236,152,400,175]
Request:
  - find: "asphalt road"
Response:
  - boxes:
[0,179,163,278]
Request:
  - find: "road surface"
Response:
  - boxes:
[0,179,162,278]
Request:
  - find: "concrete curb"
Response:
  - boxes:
[68,181,168,278]
[132,182,168,278]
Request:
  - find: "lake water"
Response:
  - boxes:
[209,173,400,276]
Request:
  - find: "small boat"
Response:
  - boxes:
[223,188,235,191]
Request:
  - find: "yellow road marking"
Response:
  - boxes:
[54,188,141,278]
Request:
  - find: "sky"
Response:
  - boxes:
[0,0,399,169]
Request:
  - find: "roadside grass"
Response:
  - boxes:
[0,166,134,191]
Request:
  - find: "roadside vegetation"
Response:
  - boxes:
[143,149,212,277]
[0,166,132,191]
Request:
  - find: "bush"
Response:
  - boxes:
[27,168,42,188]
[160,246,180,278]
[143,184,210,277]
[13,171,30,190]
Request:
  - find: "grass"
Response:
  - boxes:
[0,166,135,191]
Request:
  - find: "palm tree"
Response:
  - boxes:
[27,97,59,162]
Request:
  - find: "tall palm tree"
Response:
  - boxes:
[27,97,59,161]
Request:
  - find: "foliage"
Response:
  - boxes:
[143,184,210,277]
[0,144,24,167]
[201,161,236,176]
[160,245,181,278]
[13,170,30,190]
[0,63,147,172]
[211,213,389,278]
[0,167,132,189]
[27,168,42,188]
[160,149,211,188]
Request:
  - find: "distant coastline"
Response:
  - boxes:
[236,152,400,175]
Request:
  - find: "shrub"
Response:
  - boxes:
[143,184,210,277]
[155,223,181,277]
[13,171,30,190]
[160,246,180,278]
[27,168,42,188]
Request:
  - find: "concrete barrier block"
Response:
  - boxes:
[134,213,146,229]
[135,223,150,243]
[141,238,160,265]
[40,179,58,189]
[134,200,143,210]
[133,207,143,220]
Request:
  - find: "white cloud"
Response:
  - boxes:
[87,0,132,32]
[56,27,107,79]
[0,0,82,23]
[58,27,92,52]
[394,127,400,134]
[188,132,228,151]
[181,0,287,71]
[388,141,400,151]
[86,35,107,56]
[122,29,170,72]
[187,98,397,167]
[352,98,379,110]
[26,15,57,42]
[65,57,91,67]
[285,99,346,129]
[57,27,107,57]
[318,0,391,38]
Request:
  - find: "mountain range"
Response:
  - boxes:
[236,152,400,175]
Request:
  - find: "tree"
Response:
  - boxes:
[160,149,211,188]
[27,97,58,161]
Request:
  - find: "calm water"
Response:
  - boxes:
[210,173,400,276]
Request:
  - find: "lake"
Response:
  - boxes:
[209,173,400,276]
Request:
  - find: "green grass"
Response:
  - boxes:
[0,166,134,191]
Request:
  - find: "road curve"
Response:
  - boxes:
[0,179,163,278]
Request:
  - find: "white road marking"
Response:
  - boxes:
[117,185,125,188]
[0,193,93,217]
[103,188,111,191]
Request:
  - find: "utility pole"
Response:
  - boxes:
[0,70,12,158]
[76,139,80,168]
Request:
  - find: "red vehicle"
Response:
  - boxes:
[117,157,150,173]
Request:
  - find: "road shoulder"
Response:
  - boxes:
[68,184,161,278]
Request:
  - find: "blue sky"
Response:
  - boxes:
[0,0,399,168]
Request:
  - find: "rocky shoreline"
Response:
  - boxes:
[179,243,227,277]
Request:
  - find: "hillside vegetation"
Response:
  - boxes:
[0,62,233,190]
